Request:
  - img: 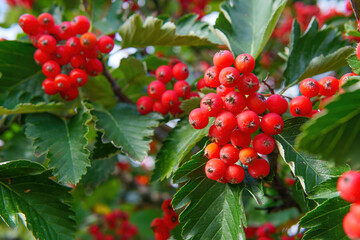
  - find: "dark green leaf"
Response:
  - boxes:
[309,178,340,200]
[82,76,117,109]
[180,97,201,115]
[92,133,121,160]
[92,0,124,35]
[0,160,44,178]
[347,54,360,75]
[143,55,169,71]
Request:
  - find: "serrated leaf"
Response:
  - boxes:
[300,197,350,240]
[347,54,360,75]
[180,97,201,115]
[0,102,65,115]
[283,19,352,88]
[296,90,360,165]
[308,178,340,200]
[119,14,220,48]
[152,118,210,182]
[213,0,287,59]
[0,160,76,240]
[25,103,92,184]
[243,172,264,205]
[92,103,162,161]
[92,133,121,160]
[275,117,346,193]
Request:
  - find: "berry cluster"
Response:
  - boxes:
[137,62,199,115]
[18,13,114,101]
[337,171,360,239]
[189,51,289,183]
[245,223,303,240]
[151,199,179,240]
[88,209,137,240]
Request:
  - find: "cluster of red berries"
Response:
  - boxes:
[189,51,290,183]
[245,223,302,240]
[151,199,179,240]
[88,209,137,240]
[337,171,360,239]
[18,13,114,101]
[136,62,199,115]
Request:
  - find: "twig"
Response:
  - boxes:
[262,73,275,94]
[351,0,360,24]
[282,95,293,101]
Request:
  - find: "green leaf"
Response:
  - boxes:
[82,76,117,108]
[92,133,122,160]
[309,178,340,200]
[143,55,169,71]
[180,97,201,115]
[300,197,350,240]
[213,0,287,59]
[25,103,92,184]
[0,160,76,240]
[119,14,220,48]
[92,0,124,35]
[152,118,210,182]
[296,90,360,164]
[92,103,162,161]
[275,117,346,193]
[0,102,65,115]
[346,54,360,75]
[283,19,352,88]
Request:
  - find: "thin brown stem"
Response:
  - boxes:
[262,73,275,94]
[351,0,360,23]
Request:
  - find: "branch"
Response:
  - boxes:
[262,73,275,94]
[351,0,360,23]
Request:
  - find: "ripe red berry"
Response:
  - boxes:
[38,13,54,30]
[299,78,320,98]
[197,78,208,91]
[252,133,275,155]
[19,14,39,34]
[163,211,178,230]
[225,164,245,184]
[42,78,58,95]
[53,45,71,65]
[172,63,189,80]
[246,92,267,114]
[256,223,276,237]
[204,66,220,87]
[148,80,166,100]
[153,101,169,115]
[357,43,360,61]
[237,73,259,95]
[60,86,79,101]
[267,94,288,115]
[204,142,221,159]
[340,73,357,87]
[154,231,170,240]
[219,67,241,88]
[174,80,190,98]
[215,111,237,132]
[151,218,169,234]
[169,102,183,116]
[248,159,270,179]
[343,212,360,239]
[237,110,260,134]
[234,53,255,73]
[189,92,200,98]
[42,60,61,78]
[220,144,240,165]
[319,96,333,110]
[97,36,115,54]
[260,113,284,135]
[350,203,360,219]
[84,58,103,76]
[70,55,86,68]
[137,96,154,115]
[58,21,75,40]
[69,68,88,87]
[80,32,97,49]
[289,96,312,117]
[224,91,246,114]
[337,171,360,203]
[161,199,174,214]
[189,108,209,129]
[34,49,51,65]
[205,158,227,180]
[65,37,81,55]
[38,34,57,53]
[216,85,235,97]
[200,93,223,117]
[54,74,71,91]
[230,129,251,149]
[161,90,179,109]
[308,109,320,118]
[239,147,257,165]
[208,125,232,145]
[213,50,234,69]
[156,65,173,83]
[71,15,90,34]
[318,76,339,96]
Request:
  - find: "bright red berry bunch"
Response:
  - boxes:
[337,170,360,239]
[151,199,179,240]
[88,209,138,240]
[137,62,199,115]
[189,51,288,183]
[18,13,115,101]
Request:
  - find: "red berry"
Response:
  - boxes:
[318,76,339,96]
[34,49,51,65]
[97,36,114,54]
[156,65,172,83]
[154,231,170,240]
[84,58,103,76]
[38,34,57,53]
[54,74,71,91]
[70,55,86,68]
[205,158,227,180]
[42,60,61,78]
[252,133,275,155]
[19,14,39,34]
[137,96,154,115]
[214,111,237,133]
[169,102,183,116]
[267,94,288,115]
[80,32,97,49]
[224,91,246,114]
[172,63,189,80]
[58,21,75,40]
[197,78,208,91]
[161,199,174,214]
[38,13,54,30]
[260,113,284,135]
[189,108,209,129]
[299,78,320,98]
[153,101,169,115]
[230,129,251,149]
[151,218,169,234]
[237,73,259,95]
[337,171,360,203]
[213,50,234,69]
[60,87,79,101]
[237,110,260,134]
[82,46,99,59]
[208,125,231,145]
[65,37,81,55]
[248,159,270,179]
[239,147,257,165]
[174,80,190,98]
[71,15,90,34]
[289,96,312,117]
[204,142,221,159]
[343,212,360,239]
[308,109,320,118]
[42,78,58,95]
[220,144,240,165]
[340,73,357,87]
[204,66,220,87]
[234,53,255,73]
[148,80,166,100]
[357,43,360,61]
[225,164,245,184]
[216,85,235,97]
[163,211,178,230]
[256,223,276,237]
[200,93,223,117]
[219,67,241,88]
[189,92,200,98]
[69,69,88,87]
[319,96,333,110]
[285,177,296,186]
[350,203,360,219]
[52,45,71,66]
[246,92,267,114]
[161,90,179,109]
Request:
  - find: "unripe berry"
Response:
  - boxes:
[299,78,320,98]
[246,92,267,114]
[69,68,88,87]
[337,171,360,203]
[172,63,189,80]
[239,147,257,165]
[208,125,232,145]
[38,13,54,30]
[148,80,166,100]
[205,158,227,180]
[204,142,221,159]
[225,164,245,184]
[137,96,154,115]
[216,85,235,97]
[71,15,90,34]
[204,66,220,87]
[252,133,275,155]
[189,108,209,129]
[19,14,39,34]
[318,76,339,96]
[237,110,260,134]
[97,36,115,54]
[234,53,255,73]
[220,144,240,165]
[289,96,312,117]
[174,80,191,98]
[200,93,223,117]
[215,111,237,132]
[60,86,79,101]
[224,91,246,114]
[230,129,251,149]
[260,113,284,135]
[237,73,259,95]
[153,101,169,115]
[219,67,240,88]
[156,65,172,83]
[267,94,288,115]
[213,50,234,69]
[161,90,179,109]
[248,159,270,179]
[42,60,61,78]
